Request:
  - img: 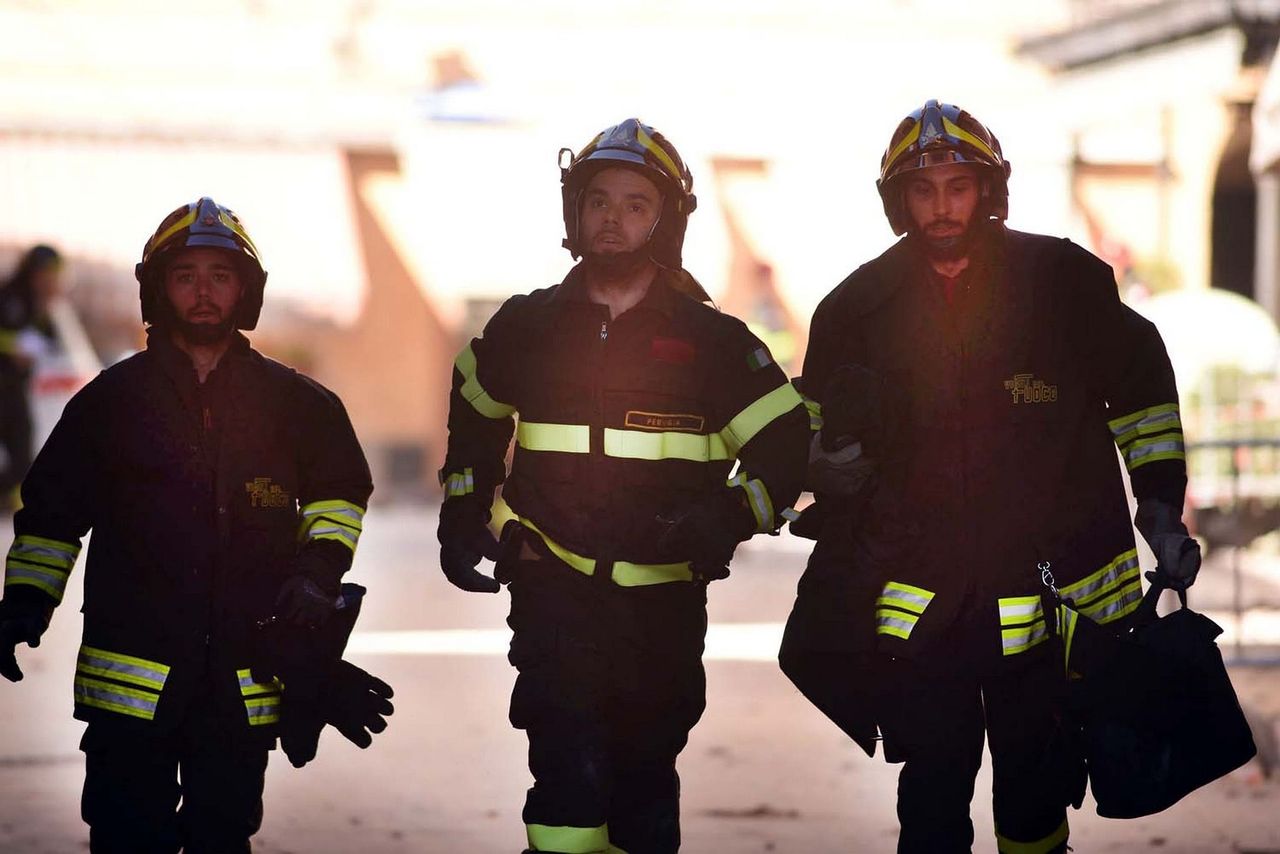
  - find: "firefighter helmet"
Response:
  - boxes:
[876,100,1012,236]
[559,118,698,271]
[135,197,268,330]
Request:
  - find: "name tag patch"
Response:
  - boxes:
[624,410,705,433]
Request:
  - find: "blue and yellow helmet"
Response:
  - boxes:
[135,197,268,330]
[876,100,1012,236]
[559,118,698,270]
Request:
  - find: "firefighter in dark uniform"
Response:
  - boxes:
[437,118,809,853]
[0,198,375,853]
[794,101,1201,853]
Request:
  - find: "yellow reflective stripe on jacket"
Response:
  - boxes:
[526,822,611,853]
[728,472,774,532]
[602,428,730,462]
[518,422,591,454]
[997,595,1050,656]
[1001,619,1049,655]
[299,499,366,553]
[720,382,804,456]
[456,343,517,420]
[996,817,1069,854]
[77,645,170,692]
[443,468,475,497]
[1057,549,1142,625]
[5,534,82,602]
[1123,433,1186,470]
[520,518,693,587]
[802,395,823,432]
[74,675,161,721]
[877,581,935,614]
[236,669,282,725]
[876,608,919,640]
[875,581,935,639]
[245,696,281,726]
[0,329,18,354]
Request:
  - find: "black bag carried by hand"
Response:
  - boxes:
[1060,572,1257,818]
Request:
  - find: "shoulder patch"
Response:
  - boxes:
[746,346,773,372]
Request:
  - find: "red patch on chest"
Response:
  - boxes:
[650,337,696,364]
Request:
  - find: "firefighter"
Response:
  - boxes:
[0,198,381,853]
[794,100,1200,853]
[437,118,809,853]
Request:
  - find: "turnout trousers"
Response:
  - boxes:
[79,681,271,854]
[506,546,708,854]
[876,630,1082,854]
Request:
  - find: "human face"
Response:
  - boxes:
[163,247,243,342]
[579,166,663,256]
[903,162,981,242]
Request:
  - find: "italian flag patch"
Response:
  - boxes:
[746,346,773,371]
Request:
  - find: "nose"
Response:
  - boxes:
[933,191,951,219]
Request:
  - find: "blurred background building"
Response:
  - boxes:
[3,0,1280,524]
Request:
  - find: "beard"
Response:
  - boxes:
[582,245,652,279]
[909,216,990,263]
[176,314,237,346]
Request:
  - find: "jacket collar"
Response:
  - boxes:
[553,262,683,319]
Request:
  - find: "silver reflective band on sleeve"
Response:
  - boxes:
[1122,434,1186,470]
[4,534,82,603]
[780,507,801,522]
[728,472,774,532]
[1108,403,1180,446]
[998,595,1042,625]
[236,668,282,697]
[443,468,475,497]
[77,645,171,692]
[455,343,517,420]
[74,675,161,721]
[299,499,366,554]
[1057,549,1142,625]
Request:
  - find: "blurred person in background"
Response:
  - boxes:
[437,118,809,853]
[0,198,391,853]
[0,244,63,511]
[788,100,1198,853]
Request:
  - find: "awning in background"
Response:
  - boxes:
[0,134,366,323]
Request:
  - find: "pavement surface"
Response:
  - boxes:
[1,503,1278,853]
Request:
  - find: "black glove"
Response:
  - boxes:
[0,593,52,683]
[274,575,340,628]
[437,497,502,593]
[806,433,878,497]
[656,493,754,582]
[1135,499,1201,590]
[322,660,394,750]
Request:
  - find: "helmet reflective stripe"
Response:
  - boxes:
[942,116,1000,163]
[635,125,686,195]
[218,209,261,260]
[882,123,922,181]
[144,209,198,261]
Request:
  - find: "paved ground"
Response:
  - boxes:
[0,504,1278,853]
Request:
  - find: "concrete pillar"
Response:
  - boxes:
[1256,170,1280,321]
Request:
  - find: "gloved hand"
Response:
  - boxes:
[321,660,394,750]
[437,496,502,593]
[806,433,878,497]
[1135,499,1201,590]
[0,595,52,683]
[656,493,754,582]
[274,574,340,627]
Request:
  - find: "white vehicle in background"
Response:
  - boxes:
[29,296,101,449]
